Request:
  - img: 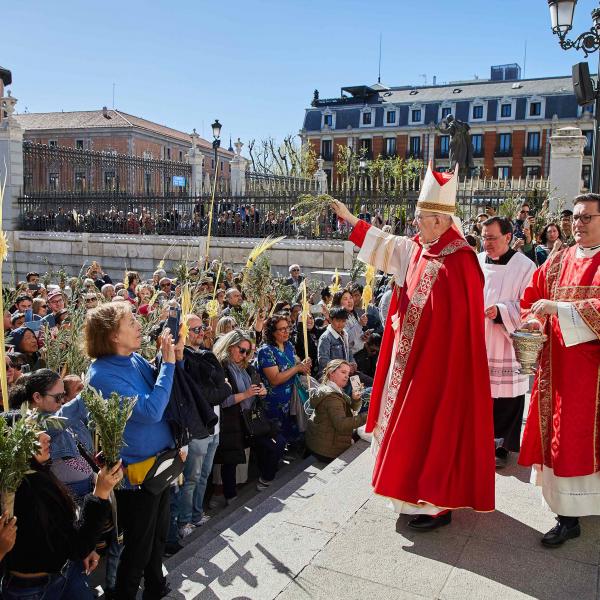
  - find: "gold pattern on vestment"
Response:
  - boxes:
[374,238,470,446]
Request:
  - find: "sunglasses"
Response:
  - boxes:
[236,346,251,355]
[189,326,203,334]
[45,392,67,403]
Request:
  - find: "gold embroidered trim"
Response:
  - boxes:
[576,300,600,337]
[555,286,600,300]
[416,200,457,215]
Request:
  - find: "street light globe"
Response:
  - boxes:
[359,158,367,170]
[548,0,577,35]
[211,119,222,140]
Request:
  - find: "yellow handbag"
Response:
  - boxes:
[126,455,157,485]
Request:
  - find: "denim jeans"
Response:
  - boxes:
[177,433,219,525]
[1,560,93,600]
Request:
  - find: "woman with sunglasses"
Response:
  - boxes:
[213,330,281,496]
[256,315,311,451]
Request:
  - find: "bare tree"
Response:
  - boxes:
[247,135,316,177]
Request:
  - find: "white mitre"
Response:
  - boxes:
[417,162,458,216]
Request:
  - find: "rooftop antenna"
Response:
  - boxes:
[112,83,115,109]
[419,74,427,85]
[377,33,382,83]
[523,40,527,78]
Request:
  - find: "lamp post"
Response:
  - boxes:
[548,0,600,192]
[211,119,222,181]
[359,157,367,190]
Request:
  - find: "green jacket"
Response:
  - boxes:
[305,384,366,459]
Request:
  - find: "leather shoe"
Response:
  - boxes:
[541,518,580,547]
[407,511,452,531]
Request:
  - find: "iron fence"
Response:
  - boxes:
[17,178,550,239]
[22,141,192,196]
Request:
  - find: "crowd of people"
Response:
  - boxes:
[0,254,383,599]
[1,178,598,599]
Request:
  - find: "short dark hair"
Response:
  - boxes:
[15,294,31,306]
[25,272,39,281]
[349,283,363,294]
[320,287,331,300]
[560,209,573,218]
[574,193,600,212]
[329,307,349,321]
[482,216,513,237]
[367,332,382,347]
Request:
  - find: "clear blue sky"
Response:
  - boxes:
[2,0,597,148]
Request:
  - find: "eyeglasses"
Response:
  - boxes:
[189,326,203,334]
[291,269,300,272]
[573,214,600,224]
[276,326,290,332]
[45,392,66,403]
[236,346,250,355]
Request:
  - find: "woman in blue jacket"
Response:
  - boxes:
[85,302,177,600]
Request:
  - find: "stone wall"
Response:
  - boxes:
[5,231,356,282]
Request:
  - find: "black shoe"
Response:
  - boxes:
[163,541,183,557]
[495,447,509,469]
[541,518,581,547]
[407,511,452,531]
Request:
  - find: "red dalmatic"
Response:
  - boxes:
[519,247,600,476]
[350,221,495,512]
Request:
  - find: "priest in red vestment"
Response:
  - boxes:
[331,164,495,530]
[519,193,600,547]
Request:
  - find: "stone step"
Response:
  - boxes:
[165,441,372,599]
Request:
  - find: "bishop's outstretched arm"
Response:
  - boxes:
[331,199,416,285]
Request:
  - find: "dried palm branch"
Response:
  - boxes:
[245,236,285,271]
[362,265,376,307]
[242,254,276,309]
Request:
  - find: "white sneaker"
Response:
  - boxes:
[192,515,211,527]
[178,523,195,538]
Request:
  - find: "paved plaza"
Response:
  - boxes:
[163,440,600,600]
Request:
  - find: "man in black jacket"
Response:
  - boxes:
[174,314,231,540]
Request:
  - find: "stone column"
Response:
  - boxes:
[0,91,23,231]
[315,156,328,193]
[187,128,204,195]
[549,126,586,211]
[230,138,248,196]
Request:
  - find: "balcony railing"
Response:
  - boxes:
[584,146,593,156]
[406,150,423,159]
[472,148,484,158]
[495,146,513,157]
[435,149,450,159]
[523,147,541,157]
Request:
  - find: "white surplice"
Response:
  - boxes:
[477,251,536,398]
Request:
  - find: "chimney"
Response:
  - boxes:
[102,106,110,119]
[433,75,437,86]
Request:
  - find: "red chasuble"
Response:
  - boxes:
[350,221,495,512]
[519,247,600,477]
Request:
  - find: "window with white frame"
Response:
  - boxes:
[498,98,516,121]
[385,108,397,125]
[48,140,58,148]
[497,166,511,179]
[411,108,423,123]
[360,108,374,127]
[526,96,545,119]
[471,99,486,122]
[321,139,333,161]
[439,102,453,122]
[385,137,396,157]
[322,110,335,129]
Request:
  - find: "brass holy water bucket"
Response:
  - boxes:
[510,330,548,375]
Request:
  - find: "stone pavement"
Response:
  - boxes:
[166,441,600,600]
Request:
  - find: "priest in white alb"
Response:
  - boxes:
[478,216,536,468]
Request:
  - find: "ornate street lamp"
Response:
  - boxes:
[211,119,222,178]
[548,0,600,191]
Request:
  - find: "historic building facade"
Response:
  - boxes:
[301,64,594,187]
[15,108,234,181]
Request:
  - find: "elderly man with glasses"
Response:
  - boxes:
[285,264,304,290]
[519,193,600,547]
[331,164,495,531]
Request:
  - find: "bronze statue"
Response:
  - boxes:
[437,114,473,176]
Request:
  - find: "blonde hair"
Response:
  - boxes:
[215,316,237,337]
[321,359,351,384]
[212,329,254,367]
[84,302,132,359]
